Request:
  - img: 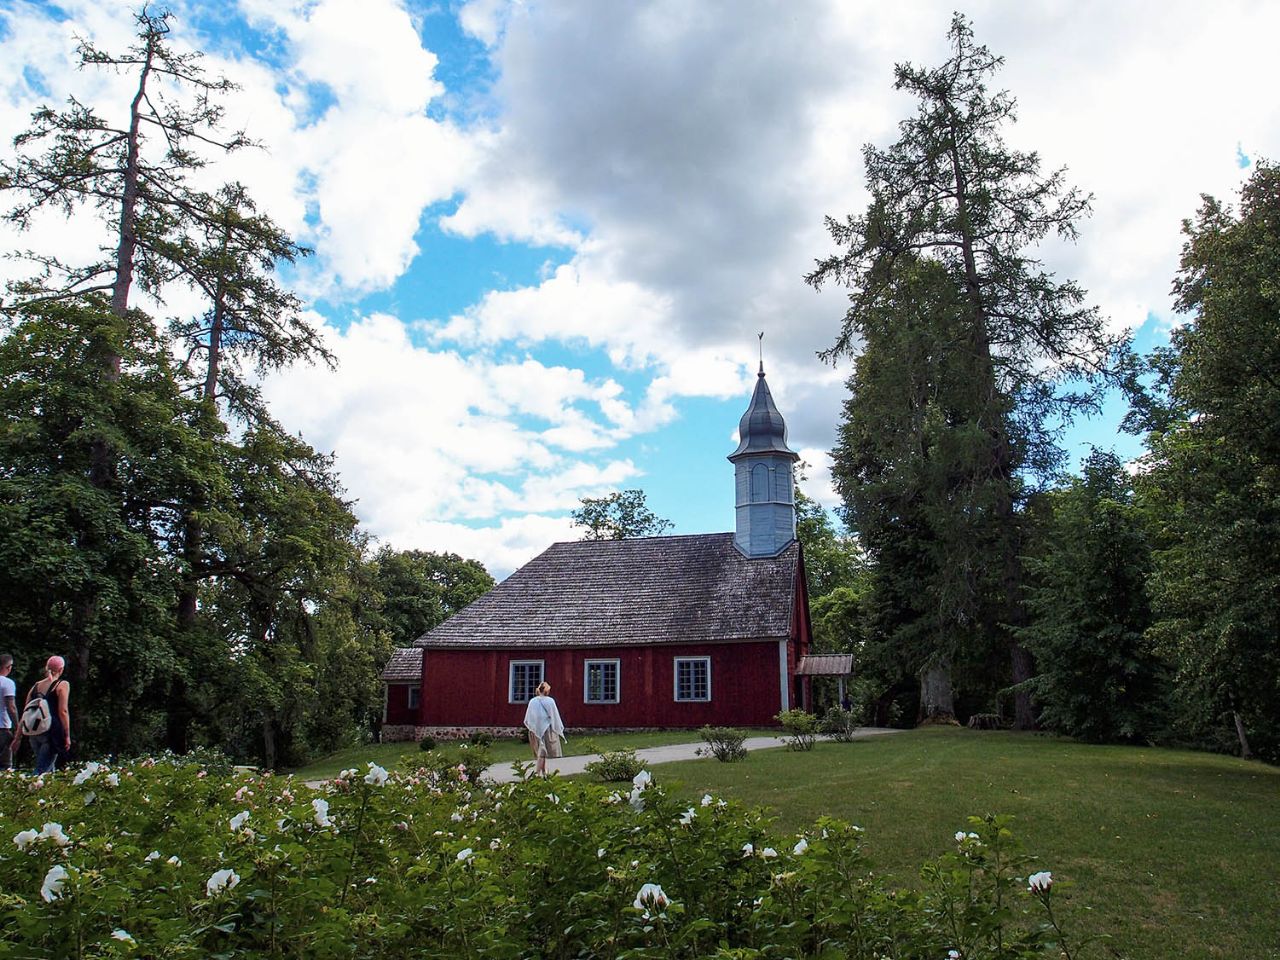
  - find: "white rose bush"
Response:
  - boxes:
[0,761,1083,958]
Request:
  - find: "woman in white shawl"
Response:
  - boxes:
[523,681,565,776]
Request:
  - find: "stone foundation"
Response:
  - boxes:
[380,725,525,743]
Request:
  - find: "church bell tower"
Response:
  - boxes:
[729,360,799,557]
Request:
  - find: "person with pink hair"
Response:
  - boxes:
[11,655,71,774]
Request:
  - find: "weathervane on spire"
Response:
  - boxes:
[757,331,765,377]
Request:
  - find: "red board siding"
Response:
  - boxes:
[385,683,418,725]
[418,641,785,728]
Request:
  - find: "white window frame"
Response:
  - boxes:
[674,656,712,702]
[508,660,545,704]
[407,685,421,710]
[583,658,621,704]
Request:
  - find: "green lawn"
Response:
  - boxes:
[657,727,1279,960]
[291,729,772,781]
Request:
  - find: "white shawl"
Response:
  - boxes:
[523,695,565,740]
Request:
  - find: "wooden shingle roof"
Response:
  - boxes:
[413,533,800,649]
[796,654,854,676]
[381,647,423,682]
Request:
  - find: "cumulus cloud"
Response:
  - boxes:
[5,0,1279,573]
[259,312,647,574]
[436,0,1280,447]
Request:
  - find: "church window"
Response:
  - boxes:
[674,656,711,702]
[509,660,544,703]
[584,659,620,704]
[751,463,769,502]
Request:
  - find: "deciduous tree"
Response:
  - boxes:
[1018,450,1161,742]
[572,489,673,541]
[1136,162,1280,761]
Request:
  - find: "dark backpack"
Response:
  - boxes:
[19,681,60,737]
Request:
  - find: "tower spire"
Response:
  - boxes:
[729,346,798,557]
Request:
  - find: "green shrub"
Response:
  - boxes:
[584,748,645,782]
[0,759,1086,958]
[820,705,860,742]
[698,725,748,762]
[777,709,820,750]
[418,736,437,752]
[468,730,494,747]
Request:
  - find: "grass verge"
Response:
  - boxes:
[659,726,1279,960]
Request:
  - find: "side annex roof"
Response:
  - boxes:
[412,533,802,649]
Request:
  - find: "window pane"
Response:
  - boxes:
[511,661,543,703]
[586,661,618,703]
[675,658,709,701]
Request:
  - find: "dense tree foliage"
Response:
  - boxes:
[1134,163,1280,761]
[572,489,673,540]
[363,547,495,647]
[1018,451,1162,742]
[811,15,1121,728]
[0,12,491,767]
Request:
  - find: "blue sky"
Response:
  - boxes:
[2,0,1276,577]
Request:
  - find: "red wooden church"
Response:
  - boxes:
[381,365,832,738]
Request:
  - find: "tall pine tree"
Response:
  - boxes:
[810,15,1122,727]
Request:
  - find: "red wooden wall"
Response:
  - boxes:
[385,683,418,725]
[416,640,787,728]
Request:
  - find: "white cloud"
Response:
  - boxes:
[6,0,1280,574]
[259,312,647,574]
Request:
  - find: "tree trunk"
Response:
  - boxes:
[262,716,277,771]
[947,123,1037,730]
[109,34,156,336]
[1232,710,1253,760]
[1009,641,1036,730]
[918,656,956,724]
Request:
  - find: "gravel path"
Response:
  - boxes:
[483,727,903,783]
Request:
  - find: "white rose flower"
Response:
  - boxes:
[38,822,69,846]
[312,798,333,828]
[677,808,696,827]
[111,929,135,944]
[229,811,251,832]
[41,864,69,902]
[631,770,652,790]
[13,829,38,851]
[793,839,809,855]
[364,763,389,786]
[456,847,474,863]
[742,843,754,857]
[206,868,239,897]
[1028,871,1054,894]
[144,851,161,863]
[628,788,645,813]
[700,793,714,807]
[633,882,670,919]
[761,847,778,859]
[72,762,101,786]
[104,773,119,788]
[167,855,182,866]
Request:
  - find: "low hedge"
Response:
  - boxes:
[1,757,1082,958]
